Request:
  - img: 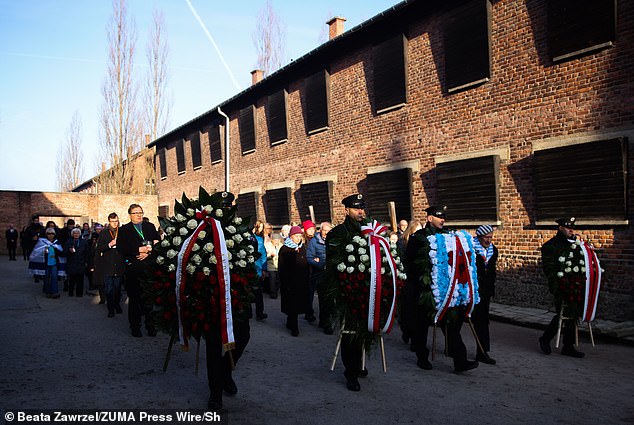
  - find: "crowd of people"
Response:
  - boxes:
[7,195,586,409]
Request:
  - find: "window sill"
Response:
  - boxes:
[308,126,329,136]
[444,220,502,228]
[271,138,288,147]
[242,149,255,155]
[535,219,628,227]
[376,103,406,115]
[552,41,613,63]
[193,166,202,171]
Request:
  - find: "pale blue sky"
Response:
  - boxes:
[0,0,399,191]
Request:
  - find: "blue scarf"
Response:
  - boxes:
[284,238,303,250]
[473,237,494,264]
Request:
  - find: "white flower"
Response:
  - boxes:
[398,272,407,280]
[186,264,196,274]
[246,245,254,253]
[358,247,366,255]
[345,244,354,252]
[568,252,574,258]
[172,236,181,246]
[565,267,571,273]
[238,260,247,268]
[197,230,206,239]
[186,208,195,217]
[358,239,367,247]
[381,267,386,274]
[226,225,236,234]
[358,264,366,272]
[243,232,251,238]
[573,266,579,273]
[352,235,361,243]
[565,260,571,266]
[186,219,198,229]
[576,239,582,245]
[215,209,223,217]
[237,250,247,259]
[210,256,217,265]
[229,263,233,269]
[166,249,178,259]
[192,254,202,265]
[360,254,369,263]
[395,257,401,265]
[225,240,234,248]
[203,267,211,275]
[204,205,213,214]
[176,214,186,222]
[347,255,356,263]
[227,252,232,260]
[579,260,585,265]
[168,264,175,272]
[233,217,242,225]
[382,256,388,264]
[179,227,188,236]
[337,263,346,272]
[429,250,437,259]
[204,242,214,253]
[581,267,586,273]
[192,243,200,252]
[346,266,354,274]
[165,226,175,235]
[247,255,254,263]
[557,271,564,278]
[558,256,566,263]
[233,234,243,243]
[156,256,164,265]
[161,239,170,247]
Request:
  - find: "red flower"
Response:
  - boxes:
[155,296,162,305]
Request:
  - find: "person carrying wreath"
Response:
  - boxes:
[403,205,479,373]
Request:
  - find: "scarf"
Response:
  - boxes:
[284,238,303,250]
[473,237,494,264]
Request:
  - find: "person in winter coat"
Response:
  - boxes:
[64,228,89,297]
[278,226,309,336]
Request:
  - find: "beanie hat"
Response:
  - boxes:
[302,220,316,231]
[475,224,494,237]
[289,226,303,237]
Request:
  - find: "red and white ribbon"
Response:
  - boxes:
[360,220,397,334]
[175,210,234,350]
[434,234,475,323]
[580,241,602,323]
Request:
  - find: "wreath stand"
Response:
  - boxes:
[330,321,387,373]
[555,304,595,348]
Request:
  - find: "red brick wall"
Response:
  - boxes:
[154,0,634,320]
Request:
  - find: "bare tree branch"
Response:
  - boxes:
[144,9,171,142]
[56,111,84,192]
[252,0,286,76]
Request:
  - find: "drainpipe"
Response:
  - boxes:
[217,107,230,193]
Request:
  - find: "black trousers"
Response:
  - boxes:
[125,268,153,331]
[206,320,250,403]
[410,306,431,361]
[441,316,469,368]
[316,275,331,328]
[471,295,491,353]
[341,334,363,380]
[68,274,84,297]
[542,301,576,348]
[8,245,17,260]
[253,277,265,317]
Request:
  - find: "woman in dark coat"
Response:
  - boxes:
[278,226,309,336]
[64,228,89,297]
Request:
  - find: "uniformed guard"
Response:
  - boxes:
[538,216,585,358]
[325,194,368,391]
[402,206,479,372]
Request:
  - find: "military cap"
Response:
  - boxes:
[555,216,576,228]
[425,205,447,219]
[342,194,366,209]
[211,191,235,208]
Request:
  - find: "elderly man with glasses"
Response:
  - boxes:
[117,204,160,337]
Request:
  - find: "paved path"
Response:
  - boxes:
[0,258,633,425]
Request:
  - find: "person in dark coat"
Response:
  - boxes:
[6,224,18,261]
[279,225,309,337]
[97,213,125,317]
[539,216,585,358]
[471,224,498,365]
[117,204,160,337]
[64,228,89,297]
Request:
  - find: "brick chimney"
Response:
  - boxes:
[251,69,264,85]
[327,16,346,40]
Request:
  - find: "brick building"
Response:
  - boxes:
[149,0,633,320]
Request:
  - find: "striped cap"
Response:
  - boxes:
[475,224,494,237]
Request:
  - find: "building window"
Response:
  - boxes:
[263,187,291,226]
[190,131,202,169]
[298,181,333,223]
[267,89,288,145]
[176,139,186,174]
[236,192,259,227]
[239,105,256,154]
[534,138,627,221]
[208,125,222,164]
[158,148,167,179]
[548,0,616,63]
[436,155,499,222]
[444,0,491,93]
[158,205,169,218]
[305,70,330,134]
[373,33,407,113]
[366,168,412,223]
